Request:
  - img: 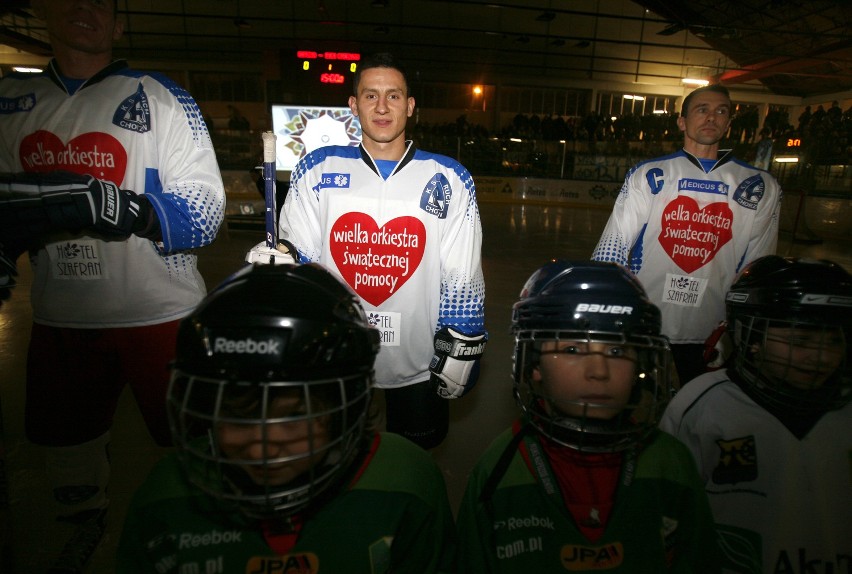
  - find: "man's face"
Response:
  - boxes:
[533,339,637,420]
[348,67,414,155]
[756,325,845,390]
[34,0,123,57]
[677,90,732,149]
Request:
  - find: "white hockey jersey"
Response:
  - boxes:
[0,60,225,327]
[280,142,486,389]
[593,149,780,344]
[660,370,852,573]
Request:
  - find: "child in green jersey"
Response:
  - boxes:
[456,260,720,573]
[117,263,456,573]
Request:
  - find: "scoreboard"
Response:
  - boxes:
[297,51,360,85]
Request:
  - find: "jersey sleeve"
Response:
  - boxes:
[456,463,500,572]
[279,153,324,263]
[140,74,225,254]
[739,173,781,272]
[115,456,188,573]
[437,164,486,336]
[455,428,516,572]
[591,164,651,270]
[652,434,723,574]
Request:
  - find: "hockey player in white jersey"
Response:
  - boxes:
[278,53,486,450]
[0,0,224,570]
[660,255,852,573]
[592,84,782,385]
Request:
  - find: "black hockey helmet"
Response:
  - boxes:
[169,263,380,519]
[726,255,852,413]
[511,260,673,452]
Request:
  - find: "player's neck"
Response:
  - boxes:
[52,49,113,81]
[683,141,721,160]
[363,138,407,161]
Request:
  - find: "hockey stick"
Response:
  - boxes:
[261,131,277,248]
[245,132,295,265]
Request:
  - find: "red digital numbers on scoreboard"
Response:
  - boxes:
[320,73,346,84]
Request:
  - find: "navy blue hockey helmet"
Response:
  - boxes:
[170,263,380,519]
[726,255,852,413]
[511,260,673,452]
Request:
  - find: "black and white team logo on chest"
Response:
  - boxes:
[420,173,451,219]
[112,84,151,134]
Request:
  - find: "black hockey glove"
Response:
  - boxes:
[429,326,487,399]
[0,171,160,241]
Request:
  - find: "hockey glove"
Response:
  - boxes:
[429,327,487,399]
[0,172,159,240]
[245,239,297,265]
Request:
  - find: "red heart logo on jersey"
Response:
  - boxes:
[658,196,733,274]
[19,130,128,185]
[330,212,426,306]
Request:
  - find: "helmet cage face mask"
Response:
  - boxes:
[725,255,852,415]
[513,327,673,453]
[731,314,851,413]
[168,369,372,520]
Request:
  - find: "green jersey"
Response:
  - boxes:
[456,423,720,573]
[117,432,455,573]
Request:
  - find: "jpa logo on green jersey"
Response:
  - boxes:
[246,552,318,574]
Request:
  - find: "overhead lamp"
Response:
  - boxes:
[13,66,42,73]
[623,95,645,100]
[774,156,799,163]
[682,78,709,87]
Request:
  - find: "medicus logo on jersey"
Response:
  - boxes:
[420,173,451,219]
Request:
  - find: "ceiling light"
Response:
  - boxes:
[774,156,799,163]
[13,66,42,73]
[682,78,709,87]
